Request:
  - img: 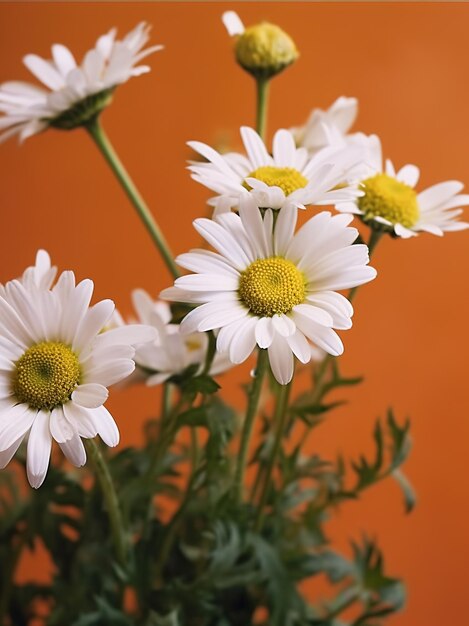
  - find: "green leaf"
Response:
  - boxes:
[177,406,209,428]
[293,550,354,583]
[392,469,416,513]
[182,374,220,395]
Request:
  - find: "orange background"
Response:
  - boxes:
[1,2,469,624]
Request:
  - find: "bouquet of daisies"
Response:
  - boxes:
[0,11,466,626]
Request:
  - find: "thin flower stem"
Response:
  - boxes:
[161,382,172,422]
[254,379,292,531]
[0,535,25,622]
[84,438,128,567]
[85,117,180,279]
[233,349,269,503]
[256,77,270,140]
[202,331,217,376]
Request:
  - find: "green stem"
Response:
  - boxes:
[254,380,292,531]
[202,331,217,376]
[255,77,270,140]
[84,439,128,567]
[146,393,187,479]
[233,349,269,503]
[0,535,24,622]
[161,382,172,422]
[85,117,180,279]
[190,427,200,470]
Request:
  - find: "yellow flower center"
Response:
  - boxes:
[12,342,81,410]
[239,257,306,317]
[185,338,202,352]
[235,22,299,76]
[358,173,419,228]
[244,166,308,197]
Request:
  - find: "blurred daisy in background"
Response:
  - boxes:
[162,196,376,385]
[0,22,162,142]
[113,289,232,385]
[291,96,378,181]
[292,96,359,154]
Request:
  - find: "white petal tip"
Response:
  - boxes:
[222,11,245,36]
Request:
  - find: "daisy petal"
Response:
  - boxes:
[92,406,120,447]
[268,335,294,385]
[0,404,36,451]
[72,383,109,409]
[26,410,52,489]
[0,434,25,469]
[59,434,86,467]
[50,405,75,443]
[222,11,245,36]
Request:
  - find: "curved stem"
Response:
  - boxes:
[256,77,270,140]
[85,117,180,279]
[84,438,128,567]
[254,379,292,531]
[233,349,269,503]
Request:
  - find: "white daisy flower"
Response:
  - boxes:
[290,96,379,183]
[0,22,162,143]
[161,197,377,385]
[291,96,359,154]
[114,289,232,386]
[0,262,156,488]
[336,135,469,238]
[188,126,364,214]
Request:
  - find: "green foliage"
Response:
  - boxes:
[0,359,414,626]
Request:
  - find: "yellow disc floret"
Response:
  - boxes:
[245,166,308,197]
[358,173,419,229]
[235,22,299,78]
[12,342,81,410]
[239,257,306,317]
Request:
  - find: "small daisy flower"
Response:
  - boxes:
[291,96,359,154]
[114,289,232,386]
[188,126,363,214]
[336,135,469,238]
[0,260,156,488]
[0,22,162,143]
[161,197,376,385]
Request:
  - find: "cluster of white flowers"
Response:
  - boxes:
[0,12,467,489]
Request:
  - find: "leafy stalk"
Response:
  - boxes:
[233,349,269,504]
[84,439,128,568]
[255,379,292,531]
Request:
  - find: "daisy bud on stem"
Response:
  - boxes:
[223,11,299,80]
[222,11,299,139]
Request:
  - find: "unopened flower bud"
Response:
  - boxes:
[222,11,299,79]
